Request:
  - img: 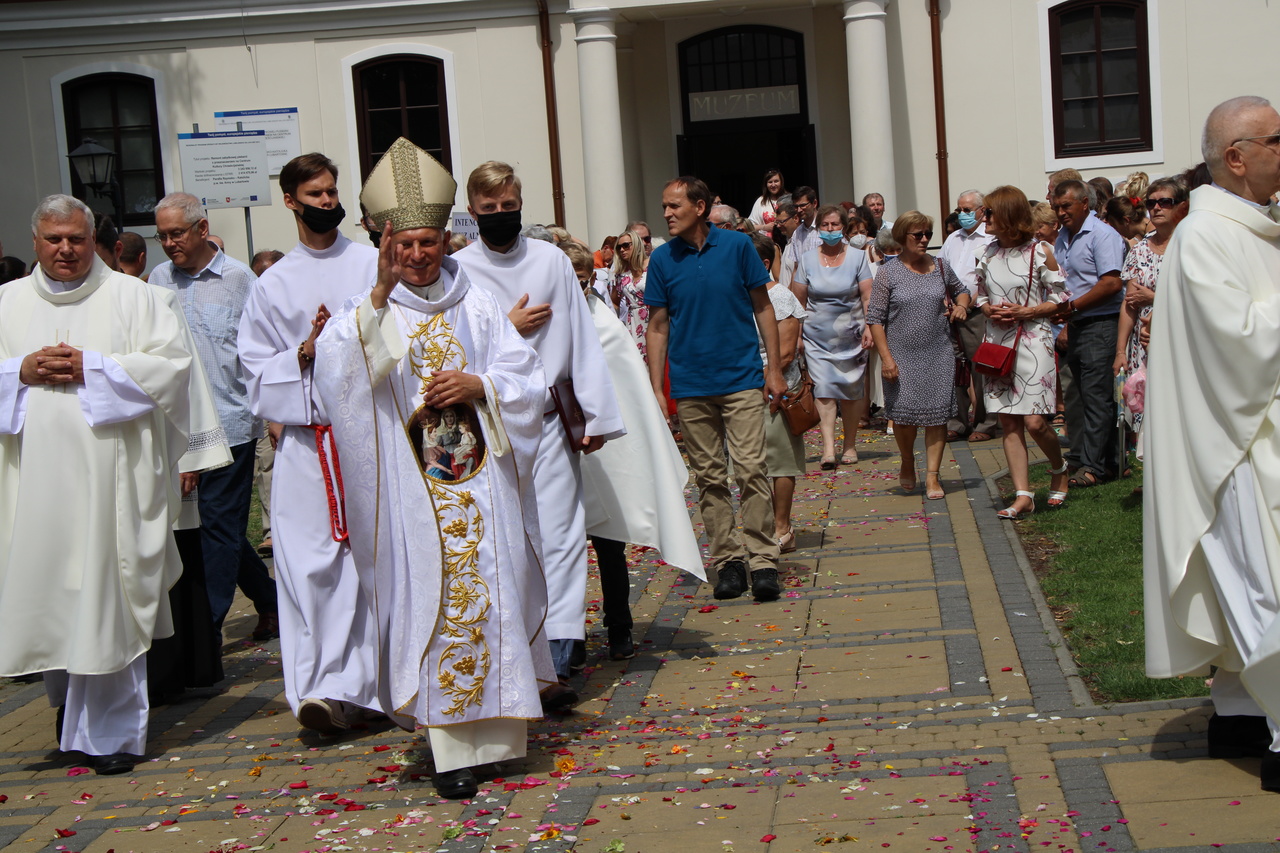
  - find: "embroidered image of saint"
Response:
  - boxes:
[410,402,486,482]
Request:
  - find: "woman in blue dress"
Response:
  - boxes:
[793,205,874,468]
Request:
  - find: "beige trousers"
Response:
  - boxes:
[677,389,780,573]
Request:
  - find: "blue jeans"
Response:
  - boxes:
[199,441,278,632]
[1064,315,1120,478]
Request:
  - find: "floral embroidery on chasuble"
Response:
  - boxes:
[389,303,497,719]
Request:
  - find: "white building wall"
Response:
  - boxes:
[0,0,1277,264]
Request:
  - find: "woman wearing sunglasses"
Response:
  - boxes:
[867,211,970,500]
[1113,178,1190,453]
[611,228,650,360]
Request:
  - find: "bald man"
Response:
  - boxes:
[1145,95,1280,792]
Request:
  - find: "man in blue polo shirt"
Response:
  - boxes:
[645,176,788,602]
[1051,179,1128,486]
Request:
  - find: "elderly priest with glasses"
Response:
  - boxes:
[313,138,556,800]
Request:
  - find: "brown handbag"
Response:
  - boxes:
[780,364,821,436]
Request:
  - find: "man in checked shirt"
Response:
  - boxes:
[149,192,279,646]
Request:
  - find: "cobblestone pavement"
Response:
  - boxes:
[1,432,1277,853]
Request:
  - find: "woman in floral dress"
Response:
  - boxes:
[975,186,1070,519]
[610,228,650,360]
[1113,177,1190,443]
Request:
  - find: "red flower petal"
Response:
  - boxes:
[55,829,76,838]
[373,744,391,752]
[288,781,308,789]
[760,834,777,842]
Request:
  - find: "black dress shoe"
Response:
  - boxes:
[712,560,749,600]
[434,766,478,799]
[540,679,579,713]
[1208,713,1272,759]
[750,568,782,602]
[1263,751,1280,792]
[92,752,140,776]
[608,627,635,661]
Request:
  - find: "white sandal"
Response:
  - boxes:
[1047,459,1069,508]
[998,490,1036,520]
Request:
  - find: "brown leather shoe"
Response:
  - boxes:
[540,679,578,713]
[252,611,279,642]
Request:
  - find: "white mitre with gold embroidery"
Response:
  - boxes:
[360,136,456,233]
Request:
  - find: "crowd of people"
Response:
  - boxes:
[2,93,1280,797]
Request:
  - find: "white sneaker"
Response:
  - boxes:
[297,697,350,735]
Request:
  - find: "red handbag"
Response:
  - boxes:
[972,245,1038,378]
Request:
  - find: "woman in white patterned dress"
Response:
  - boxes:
[1112,177,1189,442]
[975,186,1071,519]
[610,229,649,360]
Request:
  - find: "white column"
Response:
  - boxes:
[843,0,898,217]
[573,9,629,248]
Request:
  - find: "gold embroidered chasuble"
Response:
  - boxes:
[314,257,554,735]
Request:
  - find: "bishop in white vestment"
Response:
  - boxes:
[0,196,197,773]
[314,138,555,800]
[1144,96,1280,791]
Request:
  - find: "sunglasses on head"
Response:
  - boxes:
[1144,197,1177,210]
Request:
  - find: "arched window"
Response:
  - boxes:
[675,26,815,214]
[678,26,807,129]
[1048,0,1151,157]
[353,55,451,181]
[61,73,163,226]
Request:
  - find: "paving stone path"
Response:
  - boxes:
[1,432,1277,853]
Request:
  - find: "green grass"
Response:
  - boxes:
[248,485,265,548]
[1007,460,1209,704]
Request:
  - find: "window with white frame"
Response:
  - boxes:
[1048,0,1152,158]
[61,72,164,226]
[352,55,451,181]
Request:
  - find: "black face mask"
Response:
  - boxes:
[475,209,522,247]
[366,228,382,249]
[296,202,346,235]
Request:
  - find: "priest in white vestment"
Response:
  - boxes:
[237,152,391,734]
[455,162,625,705]
[0,195,197,775]
[1144,95,1280,791]
[314,138,555,800]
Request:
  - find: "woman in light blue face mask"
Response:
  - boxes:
[792,205,876,469]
